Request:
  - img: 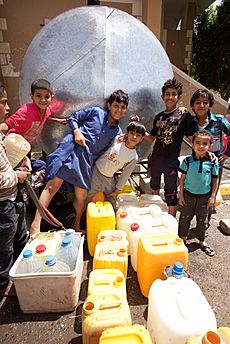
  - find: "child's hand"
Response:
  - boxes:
[208,195,216,207]
[19,156,32,172]
[179,196,185,206]
[218,152,229,163]
[179,106,188,114]
[110,189,120,200]
[207,152,218,164]
[73,129,86,147]
[15,170,30,183]
[117,134,126,142]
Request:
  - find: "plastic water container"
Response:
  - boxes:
[64,229,81,248]
[56,236,78,271]
[16,250,44,274]
[129,222,145,272]
[43,255,70,272]
[87,202,115,256]
[162,213,179,234]
[116,209,133,254]
[137,232,188,297]
[162,262,189,280]
[116,193,139,208]
[139,194,167,210]
[147,278,217,344]
[29,231,63,258]
[93,241,128,278]
[9,236,84,313]
[186,327,230,343]
[99,325,153,343]
[87,269,126,299]
[97,229,128,247]
[82,293,132,344]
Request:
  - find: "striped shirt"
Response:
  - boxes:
[0,134,18,201]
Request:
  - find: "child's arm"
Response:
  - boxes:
[47,117,67,125]
[209,177,219,207]
[109,159,137,200]
[179,173,186,206]
[0,122,9,134]
[144,132,156,144]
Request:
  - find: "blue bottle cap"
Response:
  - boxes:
[65,229,75,236]
[172,262,184,274]
[45,255,56,266]
[61,237,71,247]
[23,250,32,259]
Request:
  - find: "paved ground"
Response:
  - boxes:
[0,197,230,344]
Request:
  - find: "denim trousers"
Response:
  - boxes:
[0,192,27,289]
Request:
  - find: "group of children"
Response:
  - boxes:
[0,76,230,296]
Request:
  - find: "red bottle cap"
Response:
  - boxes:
[130,223,139,231]
[36,244,46,254]
[119,211,127,219]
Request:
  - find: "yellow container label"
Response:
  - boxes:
[87,202,115,256]
[99,325,153,343]
[137,232,188,297]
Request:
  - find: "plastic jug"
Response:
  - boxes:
[97,230,128,248]
[64,229,81,248]
[99,324,153,343]
[161,262,189,280]
[87,202,115,256]
[138,194,167,210]
[56,236,78,271]
[82,293,132,344]
[147,278,217,344]
[29,231,63,257]
[116,209,133,254]
[43,255,70,272]
[137,232,188,297]
[93,241,128,278]
[186,327,230,343]
[16,249,44,274]
[129,222,145,272]
[87,269,126,299]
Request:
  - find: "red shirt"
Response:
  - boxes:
[5,102,52,144]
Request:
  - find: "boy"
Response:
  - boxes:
[87,117,146,207]
[30,89,129,234]
[0,84,30,296]
[191,89,230,229]
[178,130,219,256]
[0,79,66,145]
[145,78,195,217]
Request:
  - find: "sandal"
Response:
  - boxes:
[200,244,215,256]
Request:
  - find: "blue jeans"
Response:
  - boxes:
[0,192,27,289]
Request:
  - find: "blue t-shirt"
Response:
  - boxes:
[179,154,219,195]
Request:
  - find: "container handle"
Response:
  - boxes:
[99,302,121,310]
[94,279,110,286]
[152,241,168,246]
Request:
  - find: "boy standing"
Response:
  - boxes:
[30,90,129,234]
[145,78,195,217]
[178,130,219,256]
[0,84,30,296]
[0,79,65,145]
[88,117,146,207]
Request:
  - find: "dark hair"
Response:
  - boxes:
[126,115,146,136]
[192,129,213,144]
[31,79,53,95]
[108,89,129,107]
[190,89,214,108]
[161,77,183,97]
[0,82,6,97]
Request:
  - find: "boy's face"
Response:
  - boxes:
[162,87,180,112]
[192,135,212,157]
[0,90,10,123]
[125,130,143,149]
[107,101,127,123]
[192,95,209,117]
[31,88,53,114]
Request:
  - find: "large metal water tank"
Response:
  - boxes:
[19,6,173,158]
